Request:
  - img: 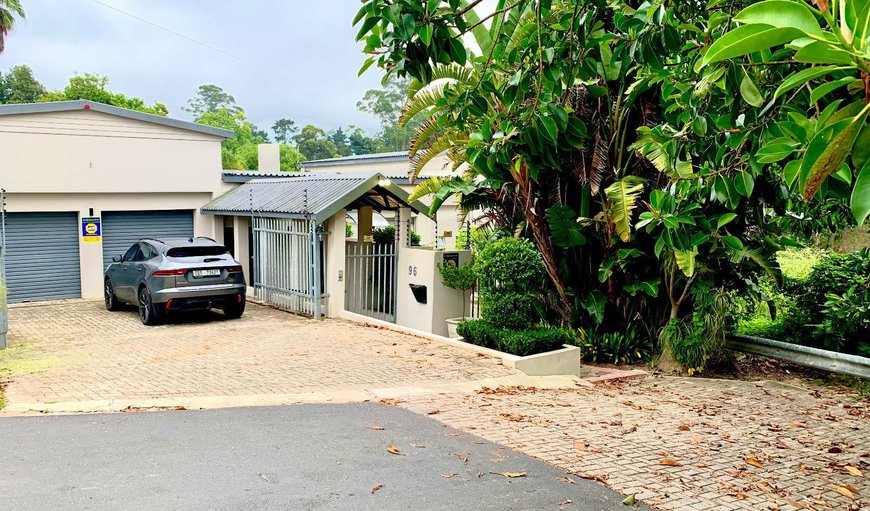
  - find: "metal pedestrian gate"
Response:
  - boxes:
[252,216,323,318]
[345,242,397,322]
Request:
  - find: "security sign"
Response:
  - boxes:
[81,217,101,243]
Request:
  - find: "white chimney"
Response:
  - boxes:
[258,144,281,172]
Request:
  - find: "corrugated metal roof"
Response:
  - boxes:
[221,170,303,183]
[201,173,430,222]
[299,151,409,168]
[0,100,234,139]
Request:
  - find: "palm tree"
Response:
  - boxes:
[0,0,25,53]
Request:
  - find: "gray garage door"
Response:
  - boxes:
[101,210,194,268]
[4,212,82,303]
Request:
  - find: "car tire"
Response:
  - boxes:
[223,297,246,319]
[104,279,122,311]
[138,287,163,326]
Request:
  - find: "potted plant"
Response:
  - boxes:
[438,260,476,338]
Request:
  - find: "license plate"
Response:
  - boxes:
[192,269,221,278]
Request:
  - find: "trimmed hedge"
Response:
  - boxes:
[456,319,576,357]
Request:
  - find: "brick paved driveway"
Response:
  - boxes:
[401,377,869,511]
[0,300,515,412]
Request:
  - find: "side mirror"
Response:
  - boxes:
[112,255,122,263]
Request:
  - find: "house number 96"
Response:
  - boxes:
[408,266,417,276]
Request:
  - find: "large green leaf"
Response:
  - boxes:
[740,70,765,107]
[793,41,855,64]
[772,65,843,102]
[734,0,824,36]
[580,290,605,324]
[546,205,587,249]
[700,25,805,68]
[852,160,870,224]
[674,248,697,277]
[810,76,860,104]
[802,106,870,199]
[605,177,645,242]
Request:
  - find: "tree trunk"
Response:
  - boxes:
[655,303,683,374]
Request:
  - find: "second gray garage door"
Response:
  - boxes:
[101,210,194,268]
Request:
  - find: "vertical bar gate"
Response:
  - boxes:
[251,216,324,318]
[344,241,398,323]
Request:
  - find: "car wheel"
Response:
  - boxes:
[104,279,122,311]
[223,297,246,319]
[138,287,163,325]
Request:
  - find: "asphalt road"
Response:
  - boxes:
[0,404,645,510]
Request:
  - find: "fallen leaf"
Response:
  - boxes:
[622,494,637,506]
[259,474,274,484]
[410,443,426,448]
[786,499,815,510]
[427,410,441,415]
[660,459,683,467]
[492,471,527,478]
[369,426,385,431]
[378,398,402,406]
[836,487,856,500]
[678,425,691,431]
[451,452,469,463]
[844,483,860,493]
[387,445,405,456]
[557,476,576,485]
[828,447,843,454]
[746,458,764,468]
[371,483,383,494]
[844,466,863,477]
[442,473,456,479]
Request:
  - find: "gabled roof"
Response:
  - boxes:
[0,100,233,139]
[299,151,409,168]
[201,173,431,223]
[221,170,412,185]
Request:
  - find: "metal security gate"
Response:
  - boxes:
[252,217,323,318]
[101,210,194,268]
[5,212,82,303]
[345,242,397,322]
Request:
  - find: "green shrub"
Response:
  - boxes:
[372,226,421,246]
[475,238,544,291]
[479,292,540,329]
[580,328,653,365]
[438,261,476,318]
[660,285,730,375]
[821,285,870,355]
[456,319,575,356]
[345,223,354,238]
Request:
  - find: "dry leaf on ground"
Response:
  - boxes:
[844,466,863,477]
[660,459,683,466]
[836,487,856,500]
[371,484,383,494]
[442,473,456,478]
[387,445,405,456]
[745,458,764,468]
[369,426,385,430]
[492,471,527,478]
[557,476,576,484]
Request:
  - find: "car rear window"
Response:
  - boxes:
[166,246,229,257]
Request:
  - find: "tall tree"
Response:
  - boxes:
[182,84,240,118]
[293,125,338,160]
[0,0,24,53]
[272,118,298,143]
[357,75,422,151]
[0,64,46,103]
[41,73,168,115]
[328,127,353,157]
[347,125,376,155]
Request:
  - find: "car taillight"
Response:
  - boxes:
[226,265,243,273]
[153,268,188,276]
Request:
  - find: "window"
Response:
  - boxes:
[139,243,158,260]
[122,245,140,262]
[167,246,229,258]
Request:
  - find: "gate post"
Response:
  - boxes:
[310,219,322,320]
[324,210,346,317]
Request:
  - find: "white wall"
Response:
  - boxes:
[396,248,471,336]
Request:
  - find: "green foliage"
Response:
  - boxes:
[371,226,420,246]
[475,238,545,291]
[480,291,540,329]
[456,319,575,357]
[183,84,240,118]
[41,73,168,115]
[0,64,45,103]
[437,261,476,292]
[345,222,354,238]
[0,0,25,53]
[293,125,339,161]
[272,118,298,144]
[580,327,653,365]
[821,285,870,356]
[661,285,730,375]
[357,74,423,152]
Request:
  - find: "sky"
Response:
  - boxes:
[0,0,387,134]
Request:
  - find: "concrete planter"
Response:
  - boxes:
[451,337,582,377]
[445,317,467,339]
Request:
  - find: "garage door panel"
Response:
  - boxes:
[5,212,82,303]
[101,210,194,268]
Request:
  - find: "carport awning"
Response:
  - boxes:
[200,173,431,223]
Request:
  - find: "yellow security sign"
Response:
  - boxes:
[81,217,102,243]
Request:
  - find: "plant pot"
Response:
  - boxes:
[446,317,467,339]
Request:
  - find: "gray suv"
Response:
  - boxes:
[104,237,246,325]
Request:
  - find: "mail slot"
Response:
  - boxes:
[409,284,427,304]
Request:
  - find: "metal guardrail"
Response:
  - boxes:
[726,334,870,379]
